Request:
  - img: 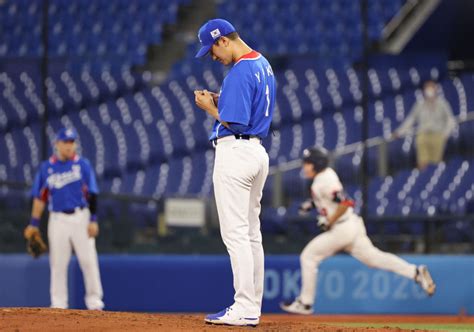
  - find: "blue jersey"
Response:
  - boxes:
[31,155,99,212]
[209,51,276,140]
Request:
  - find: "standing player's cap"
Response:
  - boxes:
[195,19,236,58]
[56,128,78,141]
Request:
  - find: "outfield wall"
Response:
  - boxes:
[0,254,473,314]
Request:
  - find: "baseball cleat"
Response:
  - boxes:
[415,265,436,296]
[280,298,313,315]
[204,307,259,327]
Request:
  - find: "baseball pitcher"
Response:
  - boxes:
[281,147,436,314]
[23,128,104,310]
[194,19,275,326]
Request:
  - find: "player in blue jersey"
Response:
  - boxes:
[23,128,104,310]
[194,19,275,327]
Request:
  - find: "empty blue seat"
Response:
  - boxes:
[1,0,180,63]
[261,207,288,234]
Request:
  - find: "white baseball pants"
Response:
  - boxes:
[299,215,417,305]
[213,137,269,317]
[48,208,104,310]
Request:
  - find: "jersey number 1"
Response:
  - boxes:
[265,84,270,117]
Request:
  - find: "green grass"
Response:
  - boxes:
[329,322,474,332]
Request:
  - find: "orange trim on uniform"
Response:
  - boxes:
[341,200,355,207]
[235,50,261,64]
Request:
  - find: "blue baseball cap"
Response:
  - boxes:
[195,19,236,58]
[56,128,78,141]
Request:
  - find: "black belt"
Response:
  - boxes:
[60,206,84,214]
[212,134,261,146]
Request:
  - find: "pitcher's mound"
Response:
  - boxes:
[0,308,451,331]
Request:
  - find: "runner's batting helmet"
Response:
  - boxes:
[302,147,329,172]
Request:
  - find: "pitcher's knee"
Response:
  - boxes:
[222,233,251,250]
[249,232,262,244]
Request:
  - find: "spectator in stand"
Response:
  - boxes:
[392,80,456,170]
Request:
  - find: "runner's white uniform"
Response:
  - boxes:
[299,167,417,305]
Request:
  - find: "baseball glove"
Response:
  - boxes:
[26,230,47,258]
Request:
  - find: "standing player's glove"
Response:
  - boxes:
[298,199,315,216]
[317,216,330,232]
[24,226,47,258]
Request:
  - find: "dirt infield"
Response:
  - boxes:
[1,308,473,332]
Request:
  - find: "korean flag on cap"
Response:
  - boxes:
[210,28,221,40]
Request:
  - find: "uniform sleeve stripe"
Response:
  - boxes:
[39,188,49,202]
[341,200,355,207]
